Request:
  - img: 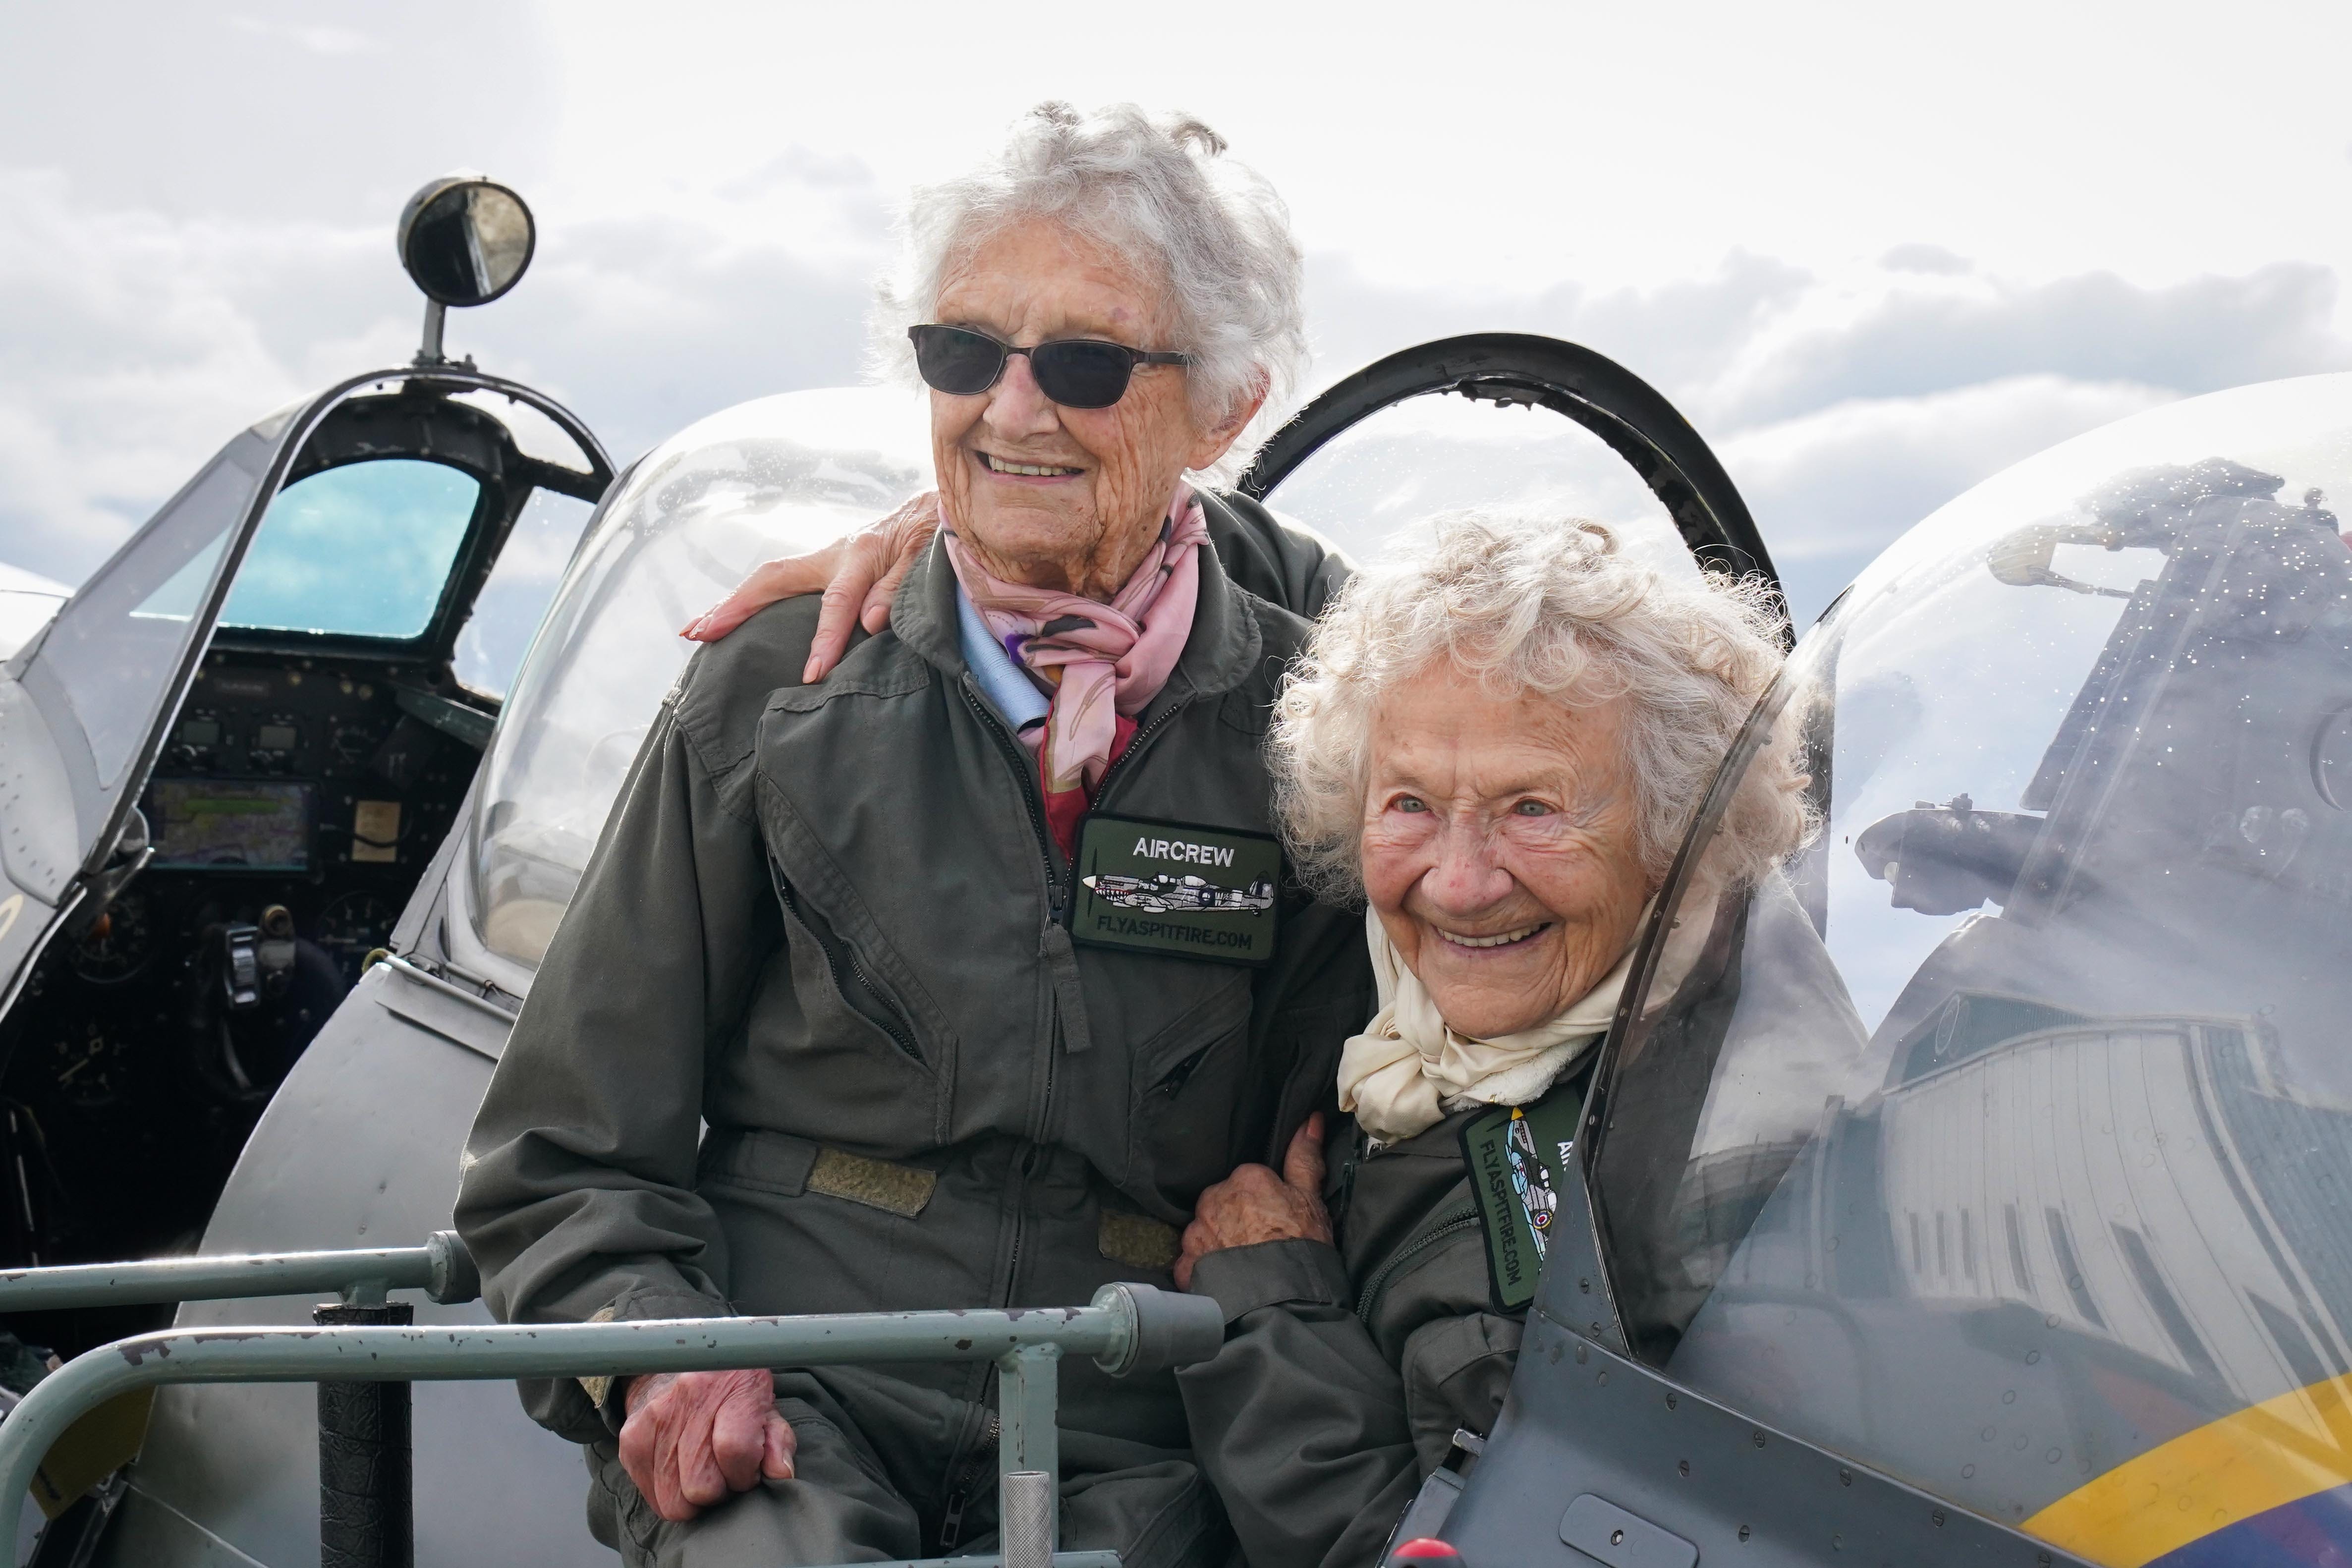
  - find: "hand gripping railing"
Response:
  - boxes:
[0,1236,1223,1568]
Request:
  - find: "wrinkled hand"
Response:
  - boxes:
[1175,1114,1333,1290]
[680,492,941,682]
[619,1367,796,1523]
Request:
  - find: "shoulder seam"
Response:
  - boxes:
[667,698,761,826]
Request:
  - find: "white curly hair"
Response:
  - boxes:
[873,101,1306,486]
[1270,510,1808,900]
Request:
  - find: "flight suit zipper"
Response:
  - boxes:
[937,1410,1002,1552]
[1335,1139,1361,1230]
[958,681,1069,1317]
[958,676,1192,1314]
[1087,699,1187,816]
[960,682,1066,914]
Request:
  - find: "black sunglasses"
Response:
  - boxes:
[908,324,1190,409]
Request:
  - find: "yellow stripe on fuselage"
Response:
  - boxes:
[2024,1376,2352,1567]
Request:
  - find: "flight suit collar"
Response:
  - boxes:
[892,516,1267,708]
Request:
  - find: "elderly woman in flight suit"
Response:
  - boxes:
[1169,512,1801,1568]
[454,104,1370,1568]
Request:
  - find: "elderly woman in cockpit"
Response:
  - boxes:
[1168,511,1802,1568]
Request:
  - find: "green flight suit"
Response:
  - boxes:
[1177,1094,1568,1568]
[455,496,1370,1567]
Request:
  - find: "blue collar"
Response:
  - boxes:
[956,587,1051,732]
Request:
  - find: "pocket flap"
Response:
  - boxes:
[699,1128,820,1196]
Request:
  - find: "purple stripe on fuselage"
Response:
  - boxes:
[2148,1482,2352,1568]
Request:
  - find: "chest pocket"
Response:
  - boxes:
[1125,969,1257,1204]
[752,856,950,1147]
[770,858,923,1063]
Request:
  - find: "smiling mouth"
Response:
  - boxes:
[1435,922,1551,951]
[978,450,1083,478]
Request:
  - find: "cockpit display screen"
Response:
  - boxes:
[149,780,314,871]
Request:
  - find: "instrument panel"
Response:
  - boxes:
[128,648,479,1001]
[0,647,488,1270]
[154,652,470,876]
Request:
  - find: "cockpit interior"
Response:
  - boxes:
[0,379,609,1357]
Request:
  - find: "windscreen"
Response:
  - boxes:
[1593,374,2352,1565]
[11,419,283,866]
[469,388,930,967]
[222,458,481,639]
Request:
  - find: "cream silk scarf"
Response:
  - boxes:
[1338,896,1707,1145]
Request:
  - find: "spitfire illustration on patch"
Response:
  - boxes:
[1079,872,1277,915]
[1506,1107,1561,1262]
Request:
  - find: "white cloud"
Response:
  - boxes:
[5,0,2351,627]
[1295,257,2350,618]
[1719,376,2178,621]
[0,157,887,585]
[228,15,374,56]
[0,171,330,581]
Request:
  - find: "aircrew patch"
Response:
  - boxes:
[1068,813,1282,965]
[1460,1091,1582,1312]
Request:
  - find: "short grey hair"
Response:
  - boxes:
[874,102,1307,484]
[1270,511,1807,900]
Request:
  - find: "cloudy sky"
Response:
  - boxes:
[6,0,2351,621]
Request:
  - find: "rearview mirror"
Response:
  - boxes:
[397,176,535,308]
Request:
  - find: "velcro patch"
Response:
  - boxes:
[1459,1091,1582,1312]
[808,1148,936,1218]
[1098,1211,1181,1273]
[577,1305,619,1408]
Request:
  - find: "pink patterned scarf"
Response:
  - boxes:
[944,485,1210,857]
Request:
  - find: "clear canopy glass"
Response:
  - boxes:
[1594,373,2352,1557]
[453,487,596,700]
[1260,389,1701,584]
[468,388,931,968]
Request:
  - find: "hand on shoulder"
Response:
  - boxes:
[681,492,941,681]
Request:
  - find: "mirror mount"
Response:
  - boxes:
[416,297,465,369]
[397,174,535,369]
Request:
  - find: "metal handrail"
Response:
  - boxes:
[0,1230,479,1312]
[0,1282,1223,1567]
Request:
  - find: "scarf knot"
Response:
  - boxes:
[945,486,1210,855]
[1336,895,1709,1146]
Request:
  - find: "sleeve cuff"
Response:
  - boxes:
[579,1286,733,1434]
[1186,1237,1352,1325]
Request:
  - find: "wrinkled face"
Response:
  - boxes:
[928,220,1244,600]
[1360,662,1657,1040]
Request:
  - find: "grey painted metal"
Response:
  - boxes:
[0,1243,446,1313]
[1537,1087,1629,1358]
[997,1348,1060,1556]
[1559,1493,1696,1568]
[374,952,517,1024]
[1441,1306,2092,1568]
[0,1292,1200,1555]
[94,981,585,1568]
